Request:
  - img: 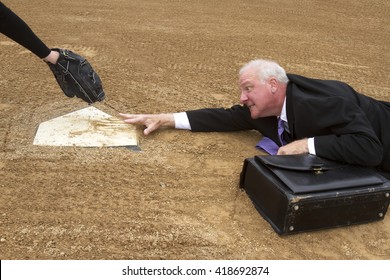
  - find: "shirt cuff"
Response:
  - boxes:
[308,137,316,155]
[173,112,191,130]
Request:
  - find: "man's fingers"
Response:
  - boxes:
[277,146,287,155]
[119,113,159,135]
[143,126,153,135]
[119,113,173,136]
[119,113,146,125]
[277,139,309,155]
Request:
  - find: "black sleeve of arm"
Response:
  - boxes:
[186,105,255,132]
[185,104,279,143]
[310,97,384,167]
[0,2,51,58]
[315,133,383,167]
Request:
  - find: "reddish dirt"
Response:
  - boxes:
[0,0,389,259]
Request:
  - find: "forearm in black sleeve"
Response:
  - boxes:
[186,105,255,132]
[0,2,51,58]
[314,133,383,168]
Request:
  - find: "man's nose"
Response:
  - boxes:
[239,91,248,104]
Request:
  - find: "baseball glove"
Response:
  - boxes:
[47,48,105,104]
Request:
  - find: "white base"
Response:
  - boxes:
[33,106,138,147]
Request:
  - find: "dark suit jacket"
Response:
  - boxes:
[186,74,390,172]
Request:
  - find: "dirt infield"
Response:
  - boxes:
[0,0,389,259]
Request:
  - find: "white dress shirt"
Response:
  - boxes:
[280,98,316,155]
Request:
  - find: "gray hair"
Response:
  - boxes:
[239,59,289,84]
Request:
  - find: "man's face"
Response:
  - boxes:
[239,69,274,119]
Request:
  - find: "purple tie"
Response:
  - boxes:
[256,118,287,155]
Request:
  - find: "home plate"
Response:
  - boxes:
[33,106,139,148]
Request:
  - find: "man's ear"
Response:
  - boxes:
[269,77,277,93]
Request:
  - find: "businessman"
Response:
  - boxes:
[120,59,390,174]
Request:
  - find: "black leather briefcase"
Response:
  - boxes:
[240,155,390,235]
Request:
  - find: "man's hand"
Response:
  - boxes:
[277,138,309,155]
[119,113,175,135]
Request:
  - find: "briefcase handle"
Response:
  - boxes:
[255,154,346,173]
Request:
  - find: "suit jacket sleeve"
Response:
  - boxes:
[293,93,383,167]
[186,105,281,144]
[186,105,253,132]
[287,74,384,168]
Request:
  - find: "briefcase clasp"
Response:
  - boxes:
[311,164,324,175]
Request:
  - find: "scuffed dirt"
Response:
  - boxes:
[0,0,389,259]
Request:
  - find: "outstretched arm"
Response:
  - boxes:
[0,2,51,59]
